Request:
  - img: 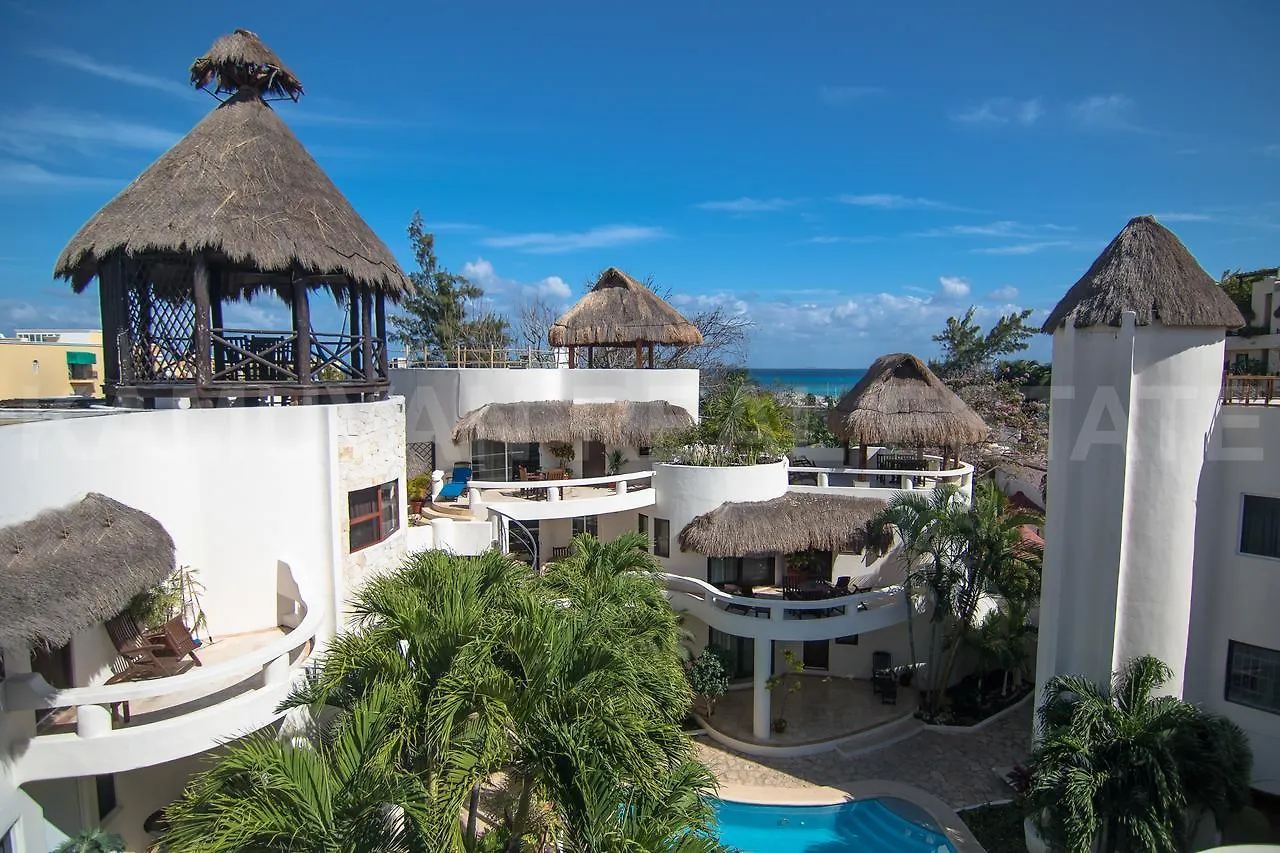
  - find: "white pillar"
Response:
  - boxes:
[752,639,772,740]
[76,704,113,738]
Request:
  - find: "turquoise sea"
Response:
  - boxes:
[747,367,867,398]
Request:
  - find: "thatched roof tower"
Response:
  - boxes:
[679,493,886,557]
[53,29,410,407]
[0,494,175,650]
[1042,215,1244,332]
[827,353,989,451]
[549,268,703,368]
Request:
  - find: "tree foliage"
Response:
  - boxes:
[656,376,794,465]
[688,648,730,716]
[1219,266,1276,321]
[391,212,511,362]
[930,306,1035,377]
[161,540,727,853]
[1026,655,1254,853]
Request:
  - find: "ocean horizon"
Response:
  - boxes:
[746,367,867,397]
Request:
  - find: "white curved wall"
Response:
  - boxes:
[650,461,788,581]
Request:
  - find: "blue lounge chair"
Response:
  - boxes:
[437,465,472,501]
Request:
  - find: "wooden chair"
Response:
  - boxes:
[871,650,893,695]
[104,614,195,684]
[551,545,572,561]
[147,616,202,666]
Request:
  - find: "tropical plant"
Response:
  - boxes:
[1026,655,1253,853]
[52,829,126,853]
[656,377,794,466]
[606,449,629,476]
[766,648,806,732]
[163,541,726,853]
[688,648,730,716]
[548,441,576,469]
[125,565,208,635]
[407,474,433,502]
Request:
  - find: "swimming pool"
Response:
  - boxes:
[712,797,955,852]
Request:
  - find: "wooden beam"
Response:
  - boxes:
[634,340,643,369]
[192,254,212,402]
[348,284,361,374]
[293,278,312,392]
[568,346,576,369]
[210,265,225,376]
[97,255,122,403]
[648,343,655,369]
[375,290,388,378]
[361,287,375,383]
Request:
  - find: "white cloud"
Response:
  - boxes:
[914,220,1073,238]
[30,47,193,98]
[0,161,119,193]
[837,193,972,212]
[1263,144,1280,157]
[986,286,1020,301]
[1068,94,1142,131]
[938,276,971,298]
[479,225,668,254]
[223,301,288,329]
[952,97,1043,126]
[797,235,882,245]
[696,197,796,213]
[1152,212,1213,222]
[819,85,885,105]
[971,240,1073,256]
[0,108,179,159]
[462,258,573,303]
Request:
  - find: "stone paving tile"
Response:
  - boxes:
[697,701,1033,811]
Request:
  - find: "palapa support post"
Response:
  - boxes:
[210,265,225,380]
[634,340,643,369]
[648,343,655,369]
[588,346,594,368]
[293,276,312,395]
[360,287,375,386]
[348,284,362,375]
[856,443,869,483]
[375,291,388,379]
[192,254,213,406]
[568,346,576,369]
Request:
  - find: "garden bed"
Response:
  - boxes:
[959,803,1027,853]
[916,669,1032,727]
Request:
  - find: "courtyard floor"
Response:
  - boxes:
[697,698,1034,811]
[706,676,909,745]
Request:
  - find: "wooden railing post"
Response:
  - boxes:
[375,291,388,379]
[192,254,212,403]
[348,284,362,376]
[360,287,375,383]
[293,278,311,393]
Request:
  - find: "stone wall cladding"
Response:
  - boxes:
[335,399,409,596]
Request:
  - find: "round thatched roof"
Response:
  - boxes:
[548,268,704,348]
[0,493,176,650]
[678,493,886,557]
[452,400,693,446]
[1043,215,1244,332]
[827,353,989,448]
[54,29,411,297]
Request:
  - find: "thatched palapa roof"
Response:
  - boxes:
[54,29,411,297]
[679,493,886,557]
[548,268,704,347]
[827,353,989,448]
[0,494,176,650]
[452,400,693,445]
[1042,215,1244,332]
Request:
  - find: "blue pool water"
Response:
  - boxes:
[713,797,955,852]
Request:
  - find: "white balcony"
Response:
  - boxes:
[462,470,657,521]
[787,454,975,501]
[661,573,913,642]
[2,563,324,783]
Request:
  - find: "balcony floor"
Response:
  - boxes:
[477,485,619,504]
[704,676,911,747]
[41,627,294,732]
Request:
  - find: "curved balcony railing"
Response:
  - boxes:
[461,470,657,520]
[787,458,974,497]
[3,563,325,782]
[660,573,916,642]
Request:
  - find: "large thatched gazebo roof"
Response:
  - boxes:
[0,494,176,650]
[549,268,703,367]
[827,353,989,451]
[1043,215,1244,332]
[678,493,886,557]
[51,29,410,408]
[452,400,693,446]
[55,29,409,296]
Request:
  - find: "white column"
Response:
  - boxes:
[752,639,772,740]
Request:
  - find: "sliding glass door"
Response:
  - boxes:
[471,440,540,481]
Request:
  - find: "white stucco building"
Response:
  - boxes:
[1035,215,1280,793]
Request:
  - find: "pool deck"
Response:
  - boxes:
[717,781,985,852]
[698,697,1033,814]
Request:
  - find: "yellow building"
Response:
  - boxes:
[0,329,105,400]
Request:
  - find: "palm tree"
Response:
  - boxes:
[1026,655,1253,853]
[52,830,126,853]
[701,378,794,463]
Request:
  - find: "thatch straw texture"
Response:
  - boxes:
[451,400,693,446]
[191,29,302,99]
[1043,215,1244,331]
[0,493,176,650]
[55,31,410,296]
[678,492,886,557]
[827,353,989,448]
[548,268,703,347]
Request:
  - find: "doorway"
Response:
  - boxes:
[583,441,606,478]
[803,640,829,671]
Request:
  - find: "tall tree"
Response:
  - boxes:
[930,306,1035,377]
[391,212,511,363]
[1026,656,1253,853]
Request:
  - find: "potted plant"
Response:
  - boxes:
[407,474,432,515]
[548,442,575,477]
[765,648,805,734]
[606,449,629,488]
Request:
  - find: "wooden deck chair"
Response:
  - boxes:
[146,617,202,666]
[104,614,195,683]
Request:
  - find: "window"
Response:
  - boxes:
[653,518,670,558]
[1241,495,1280,558]
[708,628,754,680]
[637,514,649,551]
[471,440,540,482]
[68,363,96,381]
[707,556,773,588]
[835,635,860,646]
[95,774,117,821]
[349,480,399,551]
[1225,641,1280,714]
[572,515,598,538]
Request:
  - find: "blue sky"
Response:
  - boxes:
[1,0,1277,367]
